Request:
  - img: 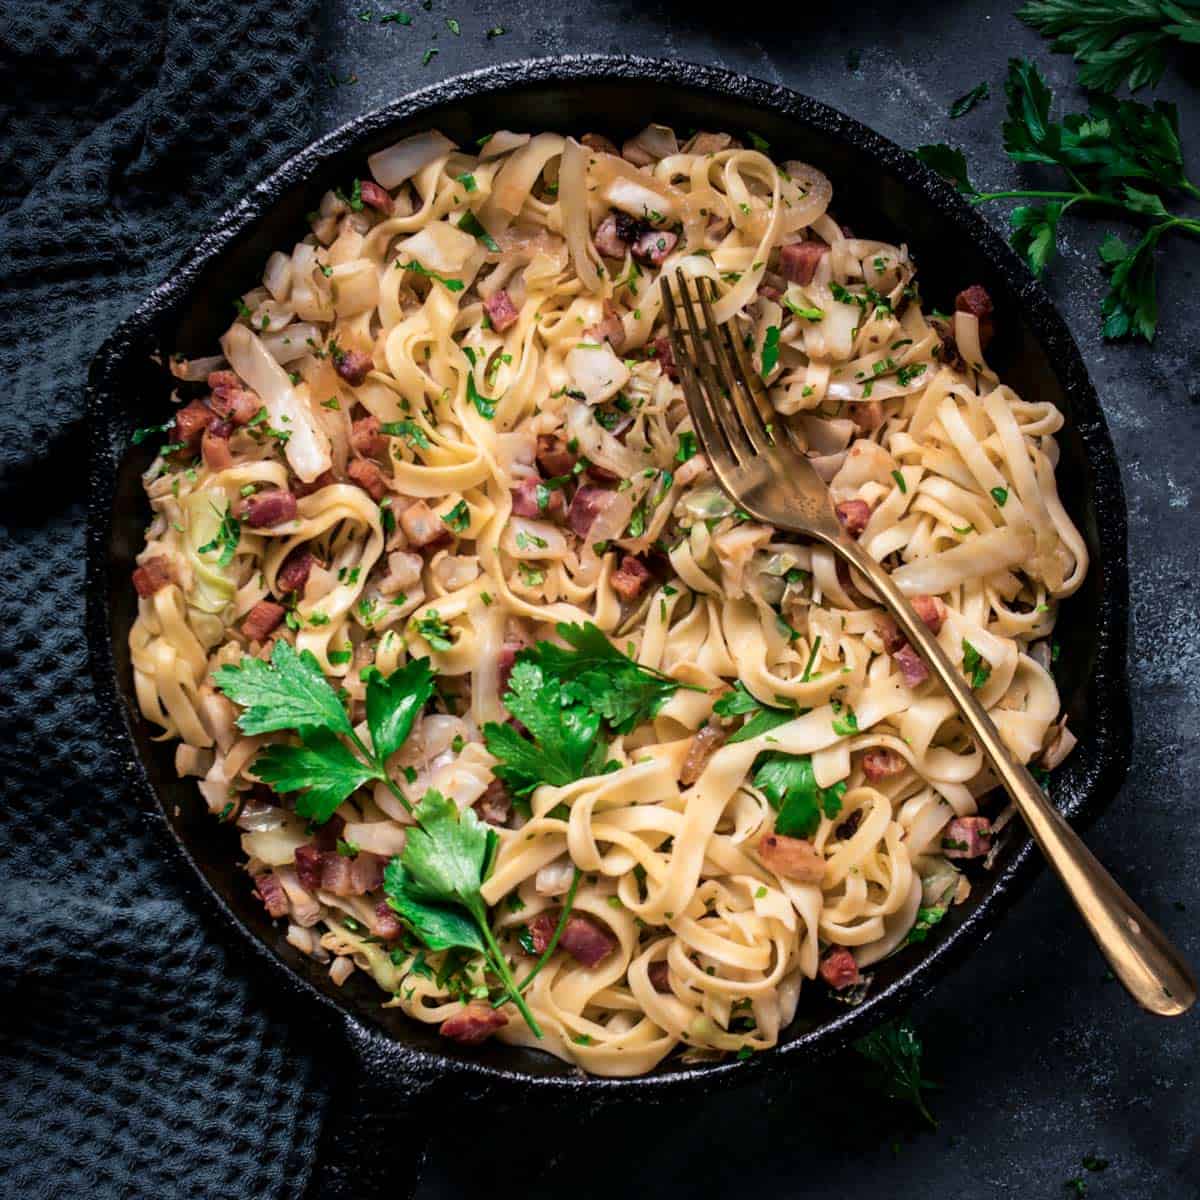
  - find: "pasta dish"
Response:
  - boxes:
[128,122,1086,1077]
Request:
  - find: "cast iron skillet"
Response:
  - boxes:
[85,55,1131,1197]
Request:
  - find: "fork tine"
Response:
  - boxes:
[660,276,735,467]
[674,271,757,464]
[695,277,774,458]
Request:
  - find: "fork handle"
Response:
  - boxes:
[834,537,1195,1017]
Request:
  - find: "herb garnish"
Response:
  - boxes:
[461,345,498,418]
[761,325,781,378]
[853,1019,938,1127]
[381,419,431,449]
[457,210,501,252]
[754,753,846,838]
[950,81,990,119]
[961,639,992,689]
[197,503,241,567]
[397,258,465,291]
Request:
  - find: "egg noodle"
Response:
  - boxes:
[129,123,1086,1077]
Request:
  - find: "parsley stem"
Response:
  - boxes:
[502,868,583,1002]
[478,919,543,1038]
[346,727,416,816]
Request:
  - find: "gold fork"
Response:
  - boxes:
[661,270,1195,1016]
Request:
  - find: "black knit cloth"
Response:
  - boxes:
[0,4,328,1195]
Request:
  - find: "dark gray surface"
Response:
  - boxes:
[308,2,1198,1197]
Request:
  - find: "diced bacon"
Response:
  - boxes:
[757,833,825,882]
[526,910,557,955]
[862,747,906,782]
[399,499,447,547]
[650,335,679,381]
[559,914,618,967]
[242,489,298,527]
[511,477,565,519]
[243,600,286,643]
[819,946,861,990]
[351,415,388,460]
[594,210,641,257]
[498,638,527,693]
[585,462,620,483]
[276,549,314,595]
[373,901,404,941]
[779,240,828,285]
[893,643,929,688]
[346,458,387,502]
[910,596,946,637]
[850,401,884,433]
[621,138,656,167]
[473,779,512,827]
[632,228,678,266]
[955,284,995,349]
[568,485,618,537]
[875,613,905,654]
[358,180,393,214]
[648,960,672,993]
[254,872,290,919]
[680,720,728,786]
[293,469,336,497]
[171,399,216,450]
[334,348,373,386]
[610,554,652,601]
[132,556,173,597]
[687,131,740,155]
[581,132,620,156]
[201,424,233,472]
[835,499,871,536]
[483,289,519,333]
[758,282,783,302]
[293,844,386,895]
[536,433,578,478]
[942,816,993,860]
[583,300,625,352]
[208,371,262,425]
[440,1002,508,1045]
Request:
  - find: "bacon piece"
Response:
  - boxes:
[850,401,884,433]
[207,371,262,425]
[473,779,512,828]
[243,600,286,643]
[650,335,679,382]
[399,499,448,547]
[201,423,233,472]
[559,914,618,967]
[254,872,290,919]
[679,720,728,786]
[334,348,373,386]
[536,433,578,478]
[610,554,652,601]
[757,833,825,882]
[862,747,906,782]
[621,138,656,167]
[526,911,557,955]
[911,593,947,635]
[171,400,216,451]
[779,240,828,285]
[593,210,641,258]
[358,180,393,214]
[568,485,618,537]
[373,901,404,941]
[893,643,929,688]
[440,1002,508,1045]
[955,284,995,347]
[632,228,678,266]
[581,132,620,156]
[687,131,741,155]
[293,844,386,895]
[819,946,861,990]
[497,638,527,693]
[242,489,298,528]
[511,477,565,519]
[293,469,336,498]
[132,556,173,597]
[483,289,519,333]
[835,499,871,536]
[875,614,905,654]
[351,415,388,460]
[276,549,313,596]
[942,816,993,859]
[583,300,625,352]
[347,458,387,502]
[648,960,672,993]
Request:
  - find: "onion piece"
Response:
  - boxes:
[169,354,226,382]
[261,322,321,365]
[397,220,476,275]
[478,130,532,161]
[263,251,293,302]
[566,342,630,406]
[559,136,603,293]
[565,401,643,478]
[625,123,679,162]
[368,130,456,188]
[502,517,568,560]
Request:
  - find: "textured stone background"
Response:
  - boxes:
[4,1,1194,1196]
[315,2,1200,1196]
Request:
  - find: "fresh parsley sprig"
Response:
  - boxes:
[853,1018,938,1127]
[1019,0,1200,94]
[916,58,1200,341]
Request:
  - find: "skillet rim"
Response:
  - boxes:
[84,53,1132,1099]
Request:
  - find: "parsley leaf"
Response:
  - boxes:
[950,81,990,119]
[853,1019,937,1127]
[363,656,435,763]
[905,905,949,945]
[760,325,781,378]
[961,639,992,689]
[457,210,501,252]
[754,753,845,838]
[398,259,465,291]
[197,503,241,568]
[1010,202,1065,275]
[715,682,802,744]
[381,419,431,449]
[914,143,975,194]
[254,727,381,823]
[461,345,498,419]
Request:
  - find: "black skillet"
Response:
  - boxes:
[85,55,1132,1198]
